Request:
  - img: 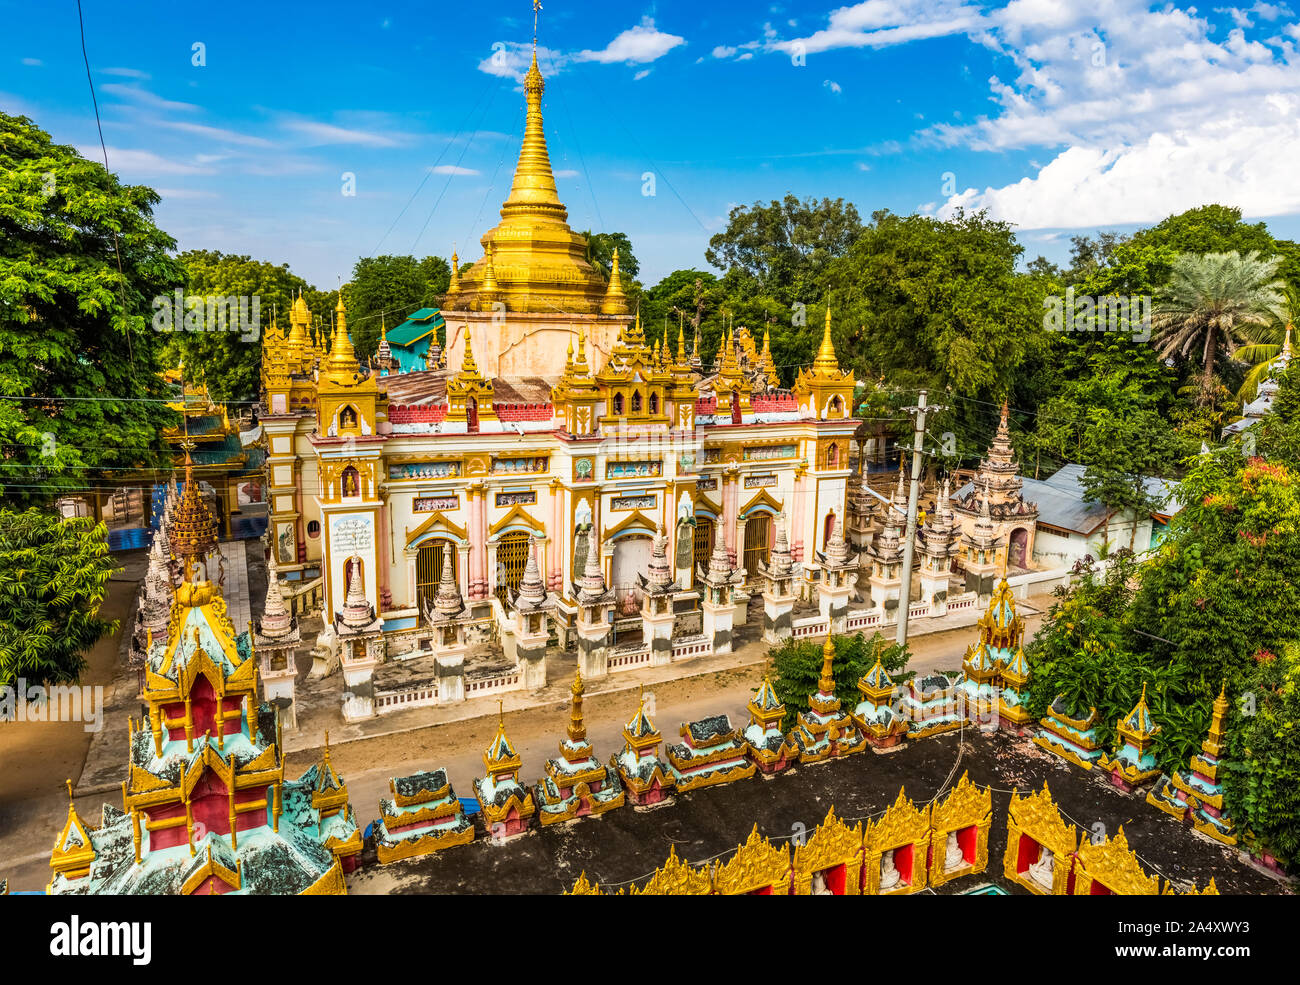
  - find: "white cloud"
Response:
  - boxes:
[554,169,581,178]
[101,84,199,113]
[430,164,479,175]
[574,18,685,64]
[712,44,738,58]
[634,69,652,80]
[766,0,987,56]
[282,119,406,147]
[100,67,151,80]
[81,147,216,176]
[824,78,843,93]
[21,57,42,67]
[155,120,273,147]
[477,43,567,79]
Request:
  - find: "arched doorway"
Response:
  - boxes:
[467,397,479,433]
[731,391,742,424]
[416,539,457,618]
[611,534,653,615]
[743,514,773,584]
[1009,527,1029,569]
[494,532,530,605]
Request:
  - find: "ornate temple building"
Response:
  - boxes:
[48,452,360,895]
[257,41,859,716]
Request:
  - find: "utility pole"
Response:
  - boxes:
[896,390,943,647]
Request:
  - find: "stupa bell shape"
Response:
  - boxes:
[515,536,548,608]
[769,515,794,578]
[259,556,294,639]
[340,564,373,629]
[576,529,609,604]
[645,525,673,590]
[432,551,465,619]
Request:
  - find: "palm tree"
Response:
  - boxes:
[1151,251,1287,407]
[1235,284,1298,403]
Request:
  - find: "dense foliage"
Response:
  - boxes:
[0,509,118,689]
[769,631,910,732]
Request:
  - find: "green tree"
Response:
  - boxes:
[0,112,183,507]
[162,250,311,403]
[581,231,639,280]
[0,509,118,688]
[706,194,862,305]
[1224,641,1300,865]
[770,631,909,732]
[1152,251,1287,407]
[347,254,451,360]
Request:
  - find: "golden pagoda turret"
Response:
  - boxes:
[534,670,625,824]
[600,247,629,315]
[788,635,867,762]
[314,289,381,442]
[444,324,497,429]
[473,707,535,837]
[446,250,461,303]
[1148,683,1236,844]
[1097,684,1163,791]
[49,780,95,883]
[760,327,780,389]
[793,307,855,420]
[169,444,218,570]
[320,295,361,386]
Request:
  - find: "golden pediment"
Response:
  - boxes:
[792,807,863,895]
[713,825,790,895]
[930,771,991,834]
[1074,827,1159,895]
[1007,782,1077,859]
[604,509,657,540]
[488,503,545,537]
[740,487,783,519]
[630,845,713,895]
[406,510,469,547]
[866,787,931,853]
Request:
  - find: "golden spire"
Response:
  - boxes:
[459,325,482,380]
[170,439,218,572]
[676,322,687,366]
[322,292,360,381]
[813,306,840,376]
[501,47,564,221]
[819,636,836,694]
[600,247,628,315]
[448,251,460,295]
[567,668,587,745]
[760,327,779,387]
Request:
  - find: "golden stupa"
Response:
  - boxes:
[446,50,618,316]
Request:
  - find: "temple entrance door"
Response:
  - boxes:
[416,539,456,620]
[694,517,715,572]
[743,514,772,585]
[731,391,742,424]
[611,535,652,599]
[467,397,479,433]
[494,532,529,605]
[1009,527,1029,569]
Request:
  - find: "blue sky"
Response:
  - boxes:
[4,0,1300,287]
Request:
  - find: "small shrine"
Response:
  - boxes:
[374,768,475,864]
[254,555,300,729]
[1072,827,1159,895]
[334,562,386,721]
[534,671,626,824]
[957,576,1032,729]
[698,541,744,655]
[666,714,757,792]
[1147,685,1236,844]
[572,529,615,679]
[473,711,535,838]
[758,515,797,644]
[1034,696,1105,770]
[815,512,858,631]
[1003,783,1078,895]
[508,536,557,690]
[743,676,796,773]
[862,787,932,895]
[637,526,679,665]
[788,636,867,763]
[792,807,864,895]
[712,825,791,895]
[899,673,964,738]
[928,772,992,888]
[1097,685,1162,791]
[849,641,907,748]
[422,551,473,702]
[613,691,674,806]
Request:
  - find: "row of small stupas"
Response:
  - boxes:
[49,450,358,895]
[565,784,1219,896]
[367,577,1241,877]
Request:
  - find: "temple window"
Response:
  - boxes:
[339,405,359,431]
[341,466,360,498]
[649,392,659,415]
[613,393,624,415]
[827,443,839,468]
[307,520,320,539]
[631,390,643,414]
[829,395,843,417]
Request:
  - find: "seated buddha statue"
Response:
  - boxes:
[1028,844,1055,888]
[810,871,833,895]
[879,848,901,890]
[944,831,964,871]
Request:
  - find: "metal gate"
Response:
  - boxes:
[495,532,530,604]
[417,539,455,619]
[694,517,715,571]
[743,514,772,584]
